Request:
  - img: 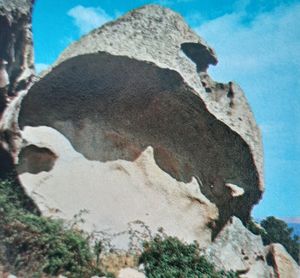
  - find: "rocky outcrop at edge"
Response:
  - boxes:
[267,243,300,278]
[0,0,35,96]
[203,217,274,277]
[0,0,35,180]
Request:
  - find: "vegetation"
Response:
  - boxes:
[0,176,240,277]
[139,235,238,278]
[0,177,107,277]
[8,175,296,276]
[247,216,300,264]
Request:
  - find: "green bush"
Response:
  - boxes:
[247,217,300,264]
[139,235,238,278]
[0,178,105,277]
[261,217,300,264]
[246,218,266,237]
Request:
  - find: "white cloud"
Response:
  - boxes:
[68,5,112,35]
[35,63,49,74]
[195,3,300,80]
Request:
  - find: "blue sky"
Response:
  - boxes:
[33,0,300,221]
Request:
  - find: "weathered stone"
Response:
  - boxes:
[203,217,273,277]
[55,5,263,192]
[267,243,300,278]
[118,268,145,278]
[0,0,35,96]
[19,126,218,249]
[225,182,245,197]
[0,0,34,175]
[18,5,263,233]
[0,91,26,164]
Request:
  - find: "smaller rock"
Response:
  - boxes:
[138,263,145,271]
[267,243,300,278]
[225,183,244,197]
[118,267,145,278]
[203,217,273,277]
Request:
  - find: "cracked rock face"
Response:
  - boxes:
[17,5,263,244]
[0,0,34,95]
[203,217,274,277]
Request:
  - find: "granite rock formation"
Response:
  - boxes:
[0,0,35,177]
[267,243,300,278]
[0,0,34,96]
[19,126,218,249]
[19,5,263,236]
[203,217,274,277]
[2,2,299,277]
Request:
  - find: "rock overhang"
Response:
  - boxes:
[19,50,262,228]
[13,4,264,241]
[53,4,263,191]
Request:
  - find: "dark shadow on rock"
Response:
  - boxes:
[19,52,261,227]
[17,145,57,174]
[181,42,217,72]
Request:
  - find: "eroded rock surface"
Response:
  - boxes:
[203,217,274,278]
[19,126,218,249]
[0,0,34,175]
[0,0,34,95]
[55,5,263,191]
[17,5,263,246]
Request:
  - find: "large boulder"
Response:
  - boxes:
[55,4,263,193]
[16,5,263,246]
[267,243,300,278]
[203,217,274,277]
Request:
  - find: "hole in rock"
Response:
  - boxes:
[17,145,57,174]
[181,42,217,72]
